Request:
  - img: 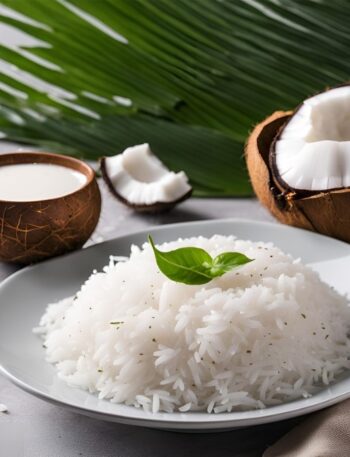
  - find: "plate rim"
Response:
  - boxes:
[2,360,350,429]
[1,217,350,429]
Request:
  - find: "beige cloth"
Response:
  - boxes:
[263,399,350,457]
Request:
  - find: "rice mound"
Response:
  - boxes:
[36,235,350,413]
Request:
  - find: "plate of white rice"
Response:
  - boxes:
[1,219,350,431]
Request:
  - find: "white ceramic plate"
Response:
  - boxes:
[1,219,350,431]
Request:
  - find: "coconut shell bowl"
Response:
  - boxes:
[0,152,101,264]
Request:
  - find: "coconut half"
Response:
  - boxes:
[101,144,192,212]
[272,85,350,193]
[246,85,350,243]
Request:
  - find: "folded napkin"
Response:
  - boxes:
[263,399,350,457]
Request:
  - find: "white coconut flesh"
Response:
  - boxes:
[103,143,191,205]
[275,86,350,191]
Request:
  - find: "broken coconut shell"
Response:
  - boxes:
[100,144,192,213]
[245,111,350,243]
[101,155,192,213]
[101,156,192,213]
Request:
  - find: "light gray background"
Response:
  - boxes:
[0,18,298,457]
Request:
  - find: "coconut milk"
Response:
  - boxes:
[0,163,87,201]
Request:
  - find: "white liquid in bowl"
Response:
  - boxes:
[0,163,88,201]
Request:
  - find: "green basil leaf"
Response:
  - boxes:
[148,236,213,285]
[148,236,253,285]
[210,252,253,277]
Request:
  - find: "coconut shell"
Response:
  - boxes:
[245,111,350,243]
[0,152,101,264]
[100,157,192,213]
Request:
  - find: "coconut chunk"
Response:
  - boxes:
[101,144,192,211]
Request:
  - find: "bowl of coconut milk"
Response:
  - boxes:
[0,151,101,264]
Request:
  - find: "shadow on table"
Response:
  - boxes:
[55,412,301,457]
[135,206,211,225]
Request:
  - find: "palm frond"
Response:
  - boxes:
[0,0,349,195]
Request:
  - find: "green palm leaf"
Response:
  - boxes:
[0,0,349,196]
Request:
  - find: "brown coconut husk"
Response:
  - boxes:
[0,152,101,264]
[245,111,350,243]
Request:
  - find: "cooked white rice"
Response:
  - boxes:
[35,235,350,413]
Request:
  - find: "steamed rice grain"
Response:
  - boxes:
[36,235,350,413]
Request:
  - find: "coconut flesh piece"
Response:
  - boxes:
[102,143,191,206]
[274,86,350,191]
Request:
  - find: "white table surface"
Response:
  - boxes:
[0,165,306,457]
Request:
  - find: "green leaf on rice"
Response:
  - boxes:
[148,236,253,285]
